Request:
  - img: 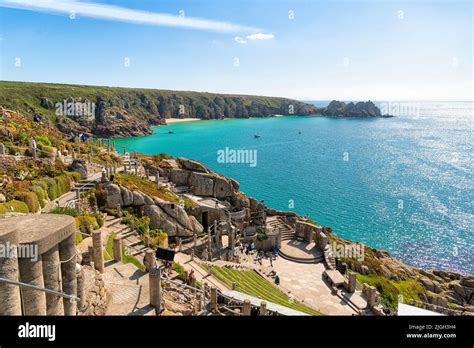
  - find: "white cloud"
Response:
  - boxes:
[0,0,261,34]
[246,33,275,40]
[234,36,247,44]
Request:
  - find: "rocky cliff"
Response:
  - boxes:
[0,81,391,138]
[322,100,393,118]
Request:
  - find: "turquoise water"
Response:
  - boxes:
[115,102,474,274]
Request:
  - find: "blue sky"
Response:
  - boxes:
[0,0,472,101]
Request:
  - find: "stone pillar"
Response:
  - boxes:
[303,228,314,243]
[228,225,235,254]
[113,237,122,262]
[123,146,127,155]
[92,231,104,273]
[18,255,47,315]
[42,245,64,315]
[59,234,77,316]
[0,143,5,155]
[144,249,156,272]
[259,301,267,316]
[194,293,202,314]
[190,249,194,261]
[76,266,86,312]
[346,271,356,293]
[149,267,162,314]
[242,299,251,316]
[210,287,218,312]
[365,284,377,308]
[0,226,22,315]
[318,232,328,251]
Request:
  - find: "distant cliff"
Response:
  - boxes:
[0,81,390,137]
[322,100,393,118]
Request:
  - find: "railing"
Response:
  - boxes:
[0,277,80,302]
[161,276,208,315]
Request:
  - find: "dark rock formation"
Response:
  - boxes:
[322,100,392,118]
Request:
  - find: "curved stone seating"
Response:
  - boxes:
[0,214,77,316]
[278,239,324,264]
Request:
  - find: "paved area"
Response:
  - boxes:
[103,262,155,316]
[268,257,360,315]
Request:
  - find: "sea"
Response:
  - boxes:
[114,101,474,275]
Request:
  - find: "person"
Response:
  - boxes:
[275,275,280,286]
[188,269,196,287]
[270,257,273,268]
[31,138,37,158]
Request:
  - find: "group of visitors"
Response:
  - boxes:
[239,241,256,255]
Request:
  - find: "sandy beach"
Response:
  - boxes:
[166,118,201,124]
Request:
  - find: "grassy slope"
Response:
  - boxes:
[0,80,298,120]
[203,264,321,315]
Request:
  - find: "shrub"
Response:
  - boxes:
[172,262,187,281]
[256,227,267,241]
[148,229,168,249]
[31,185,47,208]
[8,145,20,156]
[75,232,83,245]
[95,185,107,208]
[55,175,71,195]
[67,171,81,182]
[47,181,60,200]
[75,215,99,235]
[0,200,30,214]
[92,212,105,227]
[14,191,40,213]
[35,135,52,147]
[50,207,79,217]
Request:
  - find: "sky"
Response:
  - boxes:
[0,0,472,101]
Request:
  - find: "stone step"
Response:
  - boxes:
[278,249,324,264]
[113,225,130,234]
[119,230,136,239]
[126,241,143,248]
[105,218,122,228]
[131,245,148,256]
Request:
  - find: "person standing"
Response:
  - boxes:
[31,138,37,159]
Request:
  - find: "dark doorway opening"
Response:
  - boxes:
[202,211,209,232]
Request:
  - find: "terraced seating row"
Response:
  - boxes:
[207,265,321,315]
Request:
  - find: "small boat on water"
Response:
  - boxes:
[168,131,175,134]
[254,133,261,138]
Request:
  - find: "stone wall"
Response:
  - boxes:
[104,182,203,237]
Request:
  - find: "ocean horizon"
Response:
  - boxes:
[115,101,474,275]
